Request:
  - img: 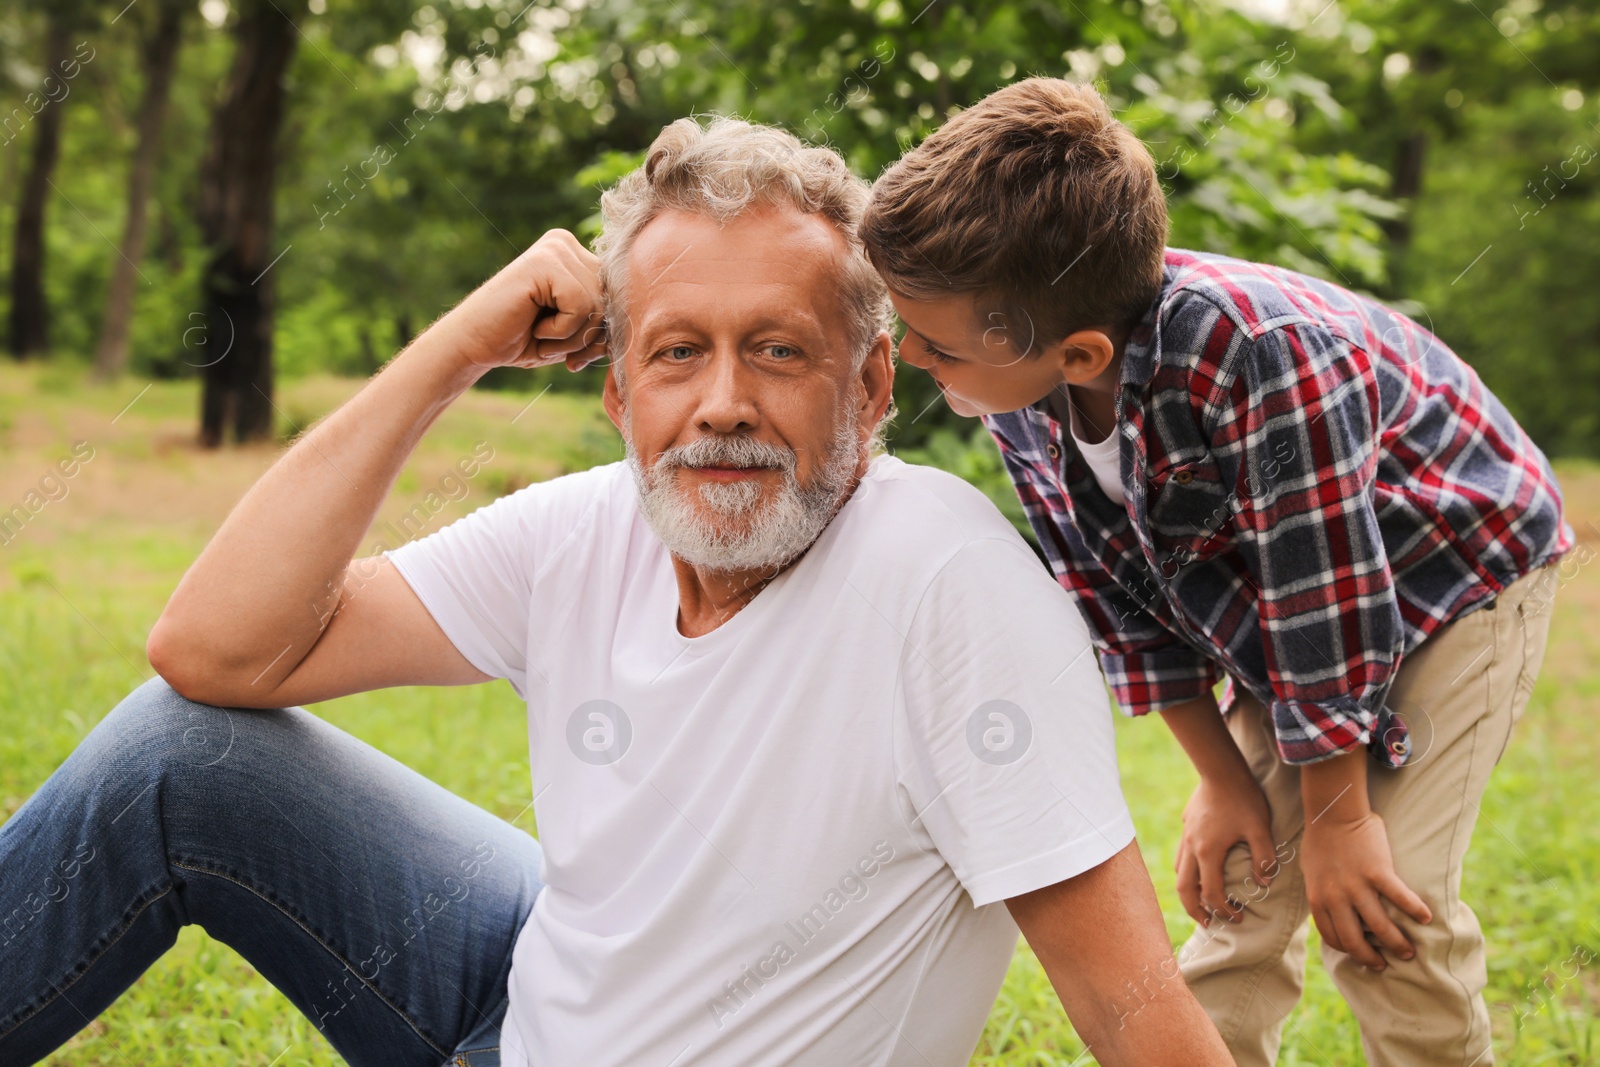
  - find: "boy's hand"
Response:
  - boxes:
[1302,809,1432,970]
[1158,691,1279,926]
[447,228,608,373]
[1174,772,1277,926]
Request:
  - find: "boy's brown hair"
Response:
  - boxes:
[860,77,1168,350]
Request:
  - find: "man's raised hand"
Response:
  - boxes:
[452,228,608,373]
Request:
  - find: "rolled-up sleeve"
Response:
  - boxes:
[1215,323,1405,764]
[1098,645,1220,717]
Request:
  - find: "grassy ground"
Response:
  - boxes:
[3,360,1596,1066]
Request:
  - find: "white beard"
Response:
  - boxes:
[626,412,862,574]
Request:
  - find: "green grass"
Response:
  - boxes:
[2,362,1597,1065]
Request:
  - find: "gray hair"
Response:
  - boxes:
[594,116,894,440]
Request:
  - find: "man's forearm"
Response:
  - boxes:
[148,316,488,693]
[1008,842,1234,1065]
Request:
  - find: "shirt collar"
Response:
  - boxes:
[1118,260,1175,393]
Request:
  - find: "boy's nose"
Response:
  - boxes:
[896,337,933,371]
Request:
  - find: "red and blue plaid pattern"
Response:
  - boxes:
[982,249,1574,766]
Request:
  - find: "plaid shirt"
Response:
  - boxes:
[983,248,1574,767]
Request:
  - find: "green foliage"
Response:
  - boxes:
[4,0,1419,442]
[1123,37,1398,289]
[1408,86,1600,456]
[573,147,646,241]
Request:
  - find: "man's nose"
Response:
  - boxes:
[692,350,761,435]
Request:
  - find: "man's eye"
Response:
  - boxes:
[666,345,695,361]
[764,344,797,359]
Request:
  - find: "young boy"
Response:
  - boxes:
[860,77,1572,1067]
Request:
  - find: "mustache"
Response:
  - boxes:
[654,434,797,474]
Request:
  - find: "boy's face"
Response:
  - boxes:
[887,290,1069,418]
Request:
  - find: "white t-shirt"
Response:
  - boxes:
[1066,398,1124,505]
[385,454,1134,1067]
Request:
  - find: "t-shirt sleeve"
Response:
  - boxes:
[382,467,602,700]
[894,536,1137,908]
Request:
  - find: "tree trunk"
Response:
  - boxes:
[154,199,183,273]
[8,16,71,359]
[93,0,184,381]
[1380,46,1442,275]
[1383,131,1426,250]
[195,0,296,447]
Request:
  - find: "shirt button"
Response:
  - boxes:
[1173,469,1194,485]
[1046,443,1061,461]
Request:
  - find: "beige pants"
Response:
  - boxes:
[1177,563,1559,1067]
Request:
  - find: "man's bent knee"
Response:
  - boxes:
[86,675,247,774]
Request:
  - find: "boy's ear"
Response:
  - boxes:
[1057,328,1118,385]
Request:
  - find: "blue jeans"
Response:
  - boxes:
[0,676,545,1066]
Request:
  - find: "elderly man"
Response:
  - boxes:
[0,118,1230,1066]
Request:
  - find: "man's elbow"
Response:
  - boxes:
[146,618,228,706]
